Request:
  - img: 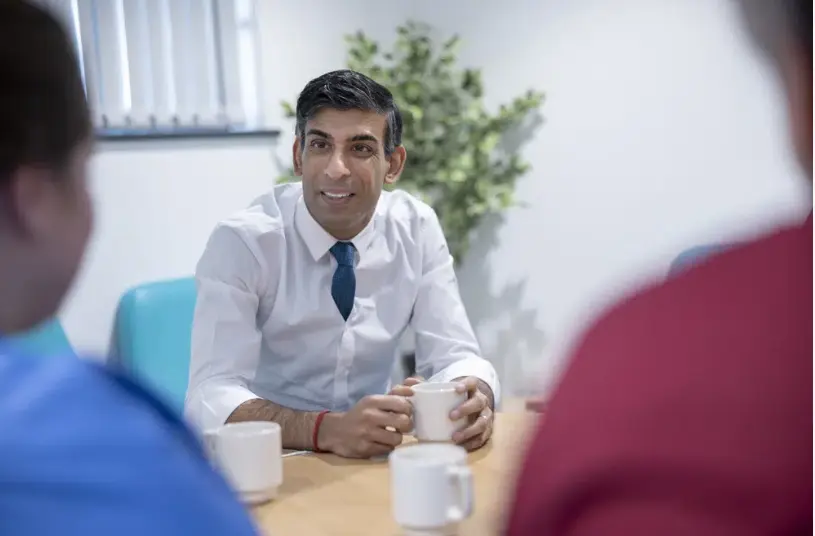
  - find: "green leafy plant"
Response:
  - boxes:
[280,21,544,263]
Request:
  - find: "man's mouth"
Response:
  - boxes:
[321,190,355,203]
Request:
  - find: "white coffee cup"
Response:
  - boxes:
[410,382,467,442]
[203,421,283,505]
[389,443,473,535]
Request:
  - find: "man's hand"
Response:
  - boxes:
[525,397,547,413]
[318,395,413,459]
[388,376,425,396]
[390,375,494,451]
[450,376,494,451]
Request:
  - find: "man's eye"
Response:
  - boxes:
[352,144,373,154]
[310,140,328,149]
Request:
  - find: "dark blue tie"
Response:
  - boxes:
[329,241,356,321]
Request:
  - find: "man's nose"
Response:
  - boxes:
[325,150,350,181]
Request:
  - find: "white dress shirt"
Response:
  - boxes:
[185,182,500,430]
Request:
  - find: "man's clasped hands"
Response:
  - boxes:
[315,376,495,459]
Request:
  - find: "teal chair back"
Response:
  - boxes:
[114,277,196,412]
[668,244,732,277]
[4,318,72,357]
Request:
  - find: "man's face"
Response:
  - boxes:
[293,108,406,240]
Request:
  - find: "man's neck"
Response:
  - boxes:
[323,215,374,242]
[328,228,361,241]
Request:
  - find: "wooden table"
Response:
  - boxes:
[252,410,538,535]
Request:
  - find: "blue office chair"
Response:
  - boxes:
[113,277,197,412]
[668,244,733,277]
[5,317,73,357]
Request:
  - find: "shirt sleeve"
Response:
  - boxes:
[0,358,260,536]
[410,208,500,405]
[185,223,270,430]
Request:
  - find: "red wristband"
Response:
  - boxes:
[313,410,330,453]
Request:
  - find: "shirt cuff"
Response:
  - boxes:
[429,357,501,407]
[185,382,260,431]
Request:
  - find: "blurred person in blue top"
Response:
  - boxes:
[0,1,259,534]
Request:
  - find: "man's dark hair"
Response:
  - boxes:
[739,0,812,63]
[0,0,91,184]
[295,70,403,156]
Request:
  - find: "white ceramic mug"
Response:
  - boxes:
[203,421,283,505]
[410,382,467,442]
[389,443,473,535]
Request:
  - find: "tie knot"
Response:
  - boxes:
[329,241,355,266]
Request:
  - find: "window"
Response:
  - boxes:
[38,0,264,136]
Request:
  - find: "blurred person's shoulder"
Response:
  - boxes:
[0,352,202,464]
[583,214,812,371]
[0,352,259,534]
[508,216,812,534]
[553,214,812,465]
[557,215,813,416]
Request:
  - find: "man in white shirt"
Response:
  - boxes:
[186,70,499,459]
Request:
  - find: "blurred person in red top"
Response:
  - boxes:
[506,1,812,535]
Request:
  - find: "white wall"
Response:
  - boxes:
[61,0,811,399]
[424,0,812,396]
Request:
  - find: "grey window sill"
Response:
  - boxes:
[96,127,281,142]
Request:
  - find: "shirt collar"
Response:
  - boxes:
[294,194,378,262]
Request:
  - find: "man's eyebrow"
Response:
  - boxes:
[306,128,331,139]
[305,130,380,144]
[349,134,379,143]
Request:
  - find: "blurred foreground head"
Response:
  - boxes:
[740,0,813,177]
[0,0,93,334]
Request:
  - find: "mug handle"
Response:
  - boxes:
[446,465,474,523]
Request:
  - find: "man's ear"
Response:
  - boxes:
[292,137,303,176]
[2,167,54,238]
[384,146,407,185]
